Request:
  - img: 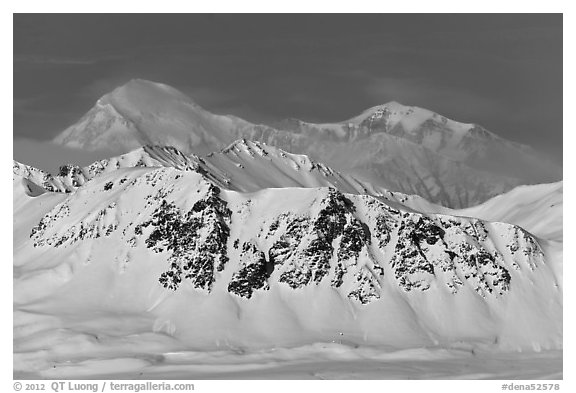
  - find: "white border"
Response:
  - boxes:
[4,3,572,392]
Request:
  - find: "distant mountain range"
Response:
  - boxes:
[53,79,561,208]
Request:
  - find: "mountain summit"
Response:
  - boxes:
[52,79,561,208]
[54,79,251,155]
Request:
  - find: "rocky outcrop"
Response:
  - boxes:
[28,167,544,305]
[228,241,272,298]
[136,184,231,291]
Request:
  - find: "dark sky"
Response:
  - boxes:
[14,14,563,162]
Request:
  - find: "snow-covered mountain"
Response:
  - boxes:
[52,79,561,208]
[457,182,563,242]
[15,141,441,213]
[16,79,562,378]
[54,79,252,155]
[14,155,562,363]
[277,102,559,181]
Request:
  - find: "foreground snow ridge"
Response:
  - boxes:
[14,144,562,361]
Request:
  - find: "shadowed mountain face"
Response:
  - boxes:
[53,79,561,208]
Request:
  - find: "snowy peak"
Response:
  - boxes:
[53,97,142,151]
[207,139,435,210]
[51,80,561,208]
[13,160,86,193]
[99,79,203,122]
[349,101,428,125]
[107,79,198,106]
[305,101,532,166]
[345,102,501,158]
[219,139,323,172]
[53,79,251,155]
[220,138,272,157]
[105,144,202,172]
[14,146,202,195]
[208,139,354,190]
[347,101,496,142]
[54,79,199,150]
[282,101,560,188]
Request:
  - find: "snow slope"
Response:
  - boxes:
[14,157,562,378]
[15,142,440,213]
[457,182,563,242]
[51,79,561,208]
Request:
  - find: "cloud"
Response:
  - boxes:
[79,76,135,100]
[182,87,238,109]
[13,96,79,119]
[14,53,130,68]
[14,55,97,65]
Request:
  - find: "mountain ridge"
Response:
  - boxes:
[15,141,442,214]
[14,153,562,352]
[50,79,560,208]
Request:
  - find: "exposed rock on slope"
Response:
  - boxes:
[16,162,561,350]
